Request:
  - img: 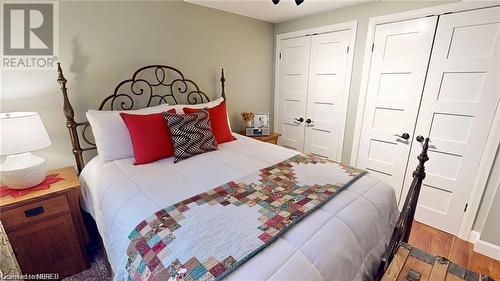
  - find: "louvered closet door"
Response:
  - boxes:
[303,30,351,161]
[356,17,437,200]
[277,36,311,150]
[401,7,500,234]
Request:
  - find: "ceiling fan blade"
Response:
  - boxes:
[272,0,280,4]
[295,0,304,5]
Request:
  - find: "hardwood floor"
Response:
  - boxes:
[409,221,500,280]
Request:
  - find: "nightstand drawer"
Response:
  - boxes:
[1,195,70,231]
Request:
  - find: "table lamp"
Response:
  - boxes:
[0,112,52,189]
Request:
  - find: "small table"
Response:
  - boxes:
[240,132,281,145]
[0,167,88,278]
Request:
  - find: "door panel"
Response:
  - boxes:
[356,17,438,200]
[277,36,311,150]
[402,6,500,234]
[304,30,352,160]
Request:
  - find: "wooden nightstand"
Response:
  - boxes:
[0,167,88,278]
[241,132,281,145]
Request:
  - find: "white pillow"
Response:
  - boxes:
[169,97,225,114]
[86,104,171,161]
[169,97,232,128]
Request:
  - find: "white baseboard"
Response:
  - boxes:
[474,239,500,261]
[468,231,481,243]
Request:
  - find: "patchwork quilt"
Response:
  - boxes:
[126,154,366,281]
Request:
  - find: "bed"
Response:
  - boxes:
[56,63,430,280]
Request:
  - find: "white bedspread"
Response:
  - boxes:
[80,134,398,281]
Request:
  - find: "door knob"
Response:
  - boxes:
[305,118,313,124]
[295,117,304,123]
[394,133,410,140]
[416,135,424,143]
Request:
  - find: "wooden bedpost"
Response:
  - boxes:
[221,68,226,100]
[376,136,430,280]
[57,63,85,173]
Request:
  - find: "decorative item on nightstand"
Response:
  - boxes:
[244,112,270,136]
[241,112,255,128]
[0,112,51,189]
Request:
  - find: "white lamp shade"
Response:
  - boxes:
[0,112,52,156]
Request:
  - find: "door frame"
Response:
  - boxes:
[350,1,500,240]
[274,20,357,162]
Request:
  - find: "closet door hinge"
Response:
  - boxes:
[464,203,468,212]
[371,43,374,52]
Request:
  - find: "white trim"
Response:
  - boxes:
[350,1,500,240]
[339,24,357,162]
[468,231,481,244]
[350,16,376,167]
[474,239,500,261]
[273,34,281,133]
[275,21,357,40]
[274,21,357,162]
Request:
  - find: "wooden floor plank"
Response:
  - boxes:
[382,246,411,281]
[448,237,471,268]
[444,273,464,281]
[409,221,500,281]
[429,257,449,281]
[468,251,500,280]
[397,256,433,281]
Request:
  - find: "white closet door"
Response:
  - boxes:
[356,17,437,199]
[402,7,500,234]
[303,30,351,161]
[277,36,311,151]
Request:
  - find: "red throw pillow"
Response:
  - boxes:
[183,101,235,144]
[120,109,176,165]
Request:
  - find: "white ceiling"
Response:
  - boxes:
[184,0,372,23]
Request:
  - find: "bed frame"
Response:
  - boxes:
[56,62,429,280]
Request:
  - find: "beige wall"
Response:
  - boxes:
[481,181,500,245]
[275,0,455,164]
[477,148,500,245]
[1,0,274,169]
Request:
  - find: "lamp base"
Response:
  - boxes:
[0,153,47,189]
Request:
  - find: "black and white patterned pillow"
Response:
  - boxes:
[163,109,218,163]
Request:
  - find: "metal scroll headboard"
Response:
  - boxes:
[56,63,226,173]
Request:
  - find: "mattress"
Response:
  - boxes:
[79,134,399,281]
